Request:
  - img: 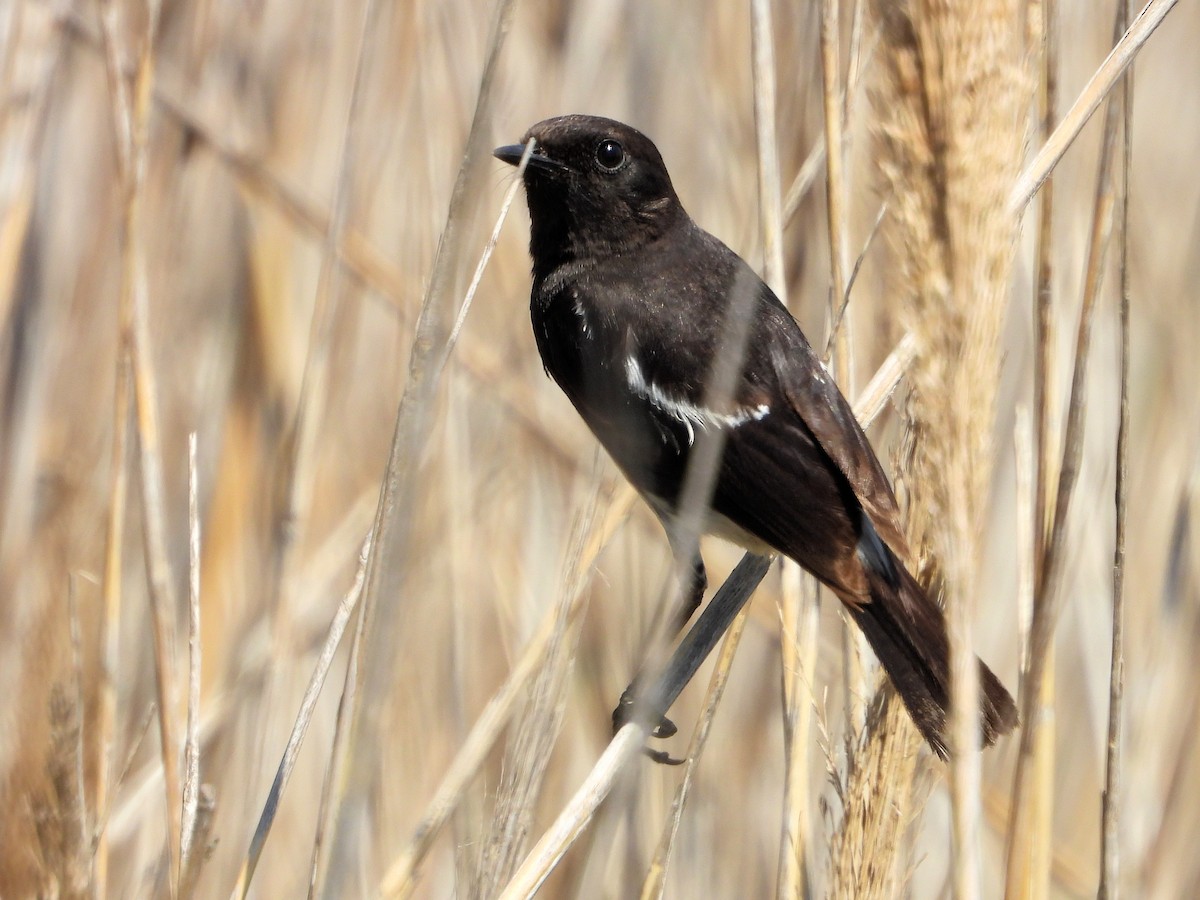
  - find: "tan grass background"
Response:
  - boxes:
[0,0,1196,897]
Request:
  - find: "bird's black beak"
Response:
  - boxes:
[493,143,528,165]
[493,141,567,174]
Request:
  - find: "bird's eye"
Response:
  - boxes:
[594,139,625,171]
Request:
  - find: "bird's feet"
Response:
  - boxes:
[612,688,685,766]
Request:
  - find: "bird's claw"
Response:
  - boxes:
[613,690,682,764]
[642,746,686,766]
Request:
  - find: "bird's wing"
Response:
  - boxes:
[758,295,912,562]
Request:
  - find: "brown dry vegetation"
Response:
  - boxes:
[0,0,1196,897]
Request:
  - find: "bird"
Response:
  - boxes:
[494,114,1017,758]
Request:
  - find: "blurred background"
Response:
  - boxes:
[1,0,1196,896]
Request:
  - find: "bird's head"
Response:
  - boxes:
[495,115,685,268]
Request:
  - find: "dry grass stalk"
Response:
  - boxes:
[782,140,828,228]
[641,609,750,899]
[1009,0,1181,215]
[180,432,203,887]
[267,0,382,643]
[776,569,818,899]
[319,1,517,887]
[751,6,813,897]
[230,531,372,898]
[819,0,849,362]
[1007,0,1059,891]
[751,0,786,297]
[46,9,584,483]
[864,1,1029,895]
[1007,4,1130,893]
[180,785,217,897]
[471,492,603,896]
[498,724,647,900]
[95,345,131,897]
[1013,411,1036,702]
[1099,8,1133,891]
[100,0,184,889]
[819,0,869,770]
[1030,0,1058,678]
[379,486,635,899]
[308,559,371,900]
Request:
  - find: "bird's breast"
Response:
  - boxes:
[531,278,698,503]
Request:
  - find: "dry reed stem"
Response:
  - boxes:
[308,557,370,900]
[65,579,89,896]
[776,569,817,900]
[320,1,517,887]
[853,334,918,430]
[1013,410,1036,690]
[100,0,183,889]
[446,140,535,351]
[35,13,588,479]
[95,312,132,899]
[1006,4,1129,891]
[498,724,647,900]
[750,6,813,898]
[379,486,636,898]
[1011,405,1046,893]
[1099,5,1133,894]
[268,0,381,635]
[819,0,849,371]
[180,433,202,888]
[751,0,785,297]
[105,489,378,848]
[1007,0,1058,891]
[229,530,372,899]
[782,22,879,230]
[829,199,890,354]
[473,491,605,896]
[1009,0,1179,215]
[820,0,869,769]
[782,141,827,228]
[1031,0,1058,655]
[640,610,750,900]
[180,786,216,897]
[351,125,538,900]
[1029,661,1056,900]
[91,704,157,860]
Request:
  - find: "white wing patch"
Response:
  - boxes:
[625,356,769,446]
[572,293,592,336]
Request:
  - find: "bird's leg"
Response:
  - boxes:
[612,555,708,748]
[612,553,774,765]
[670,555,709,634]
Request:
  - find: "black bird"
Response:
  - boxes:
[495,114,1017,758]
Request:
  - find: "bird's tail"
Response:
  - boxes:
[849,562,1018,758]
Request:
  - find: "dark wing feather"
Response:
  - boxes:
[755,293,912,562]
[710,407,871,599]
